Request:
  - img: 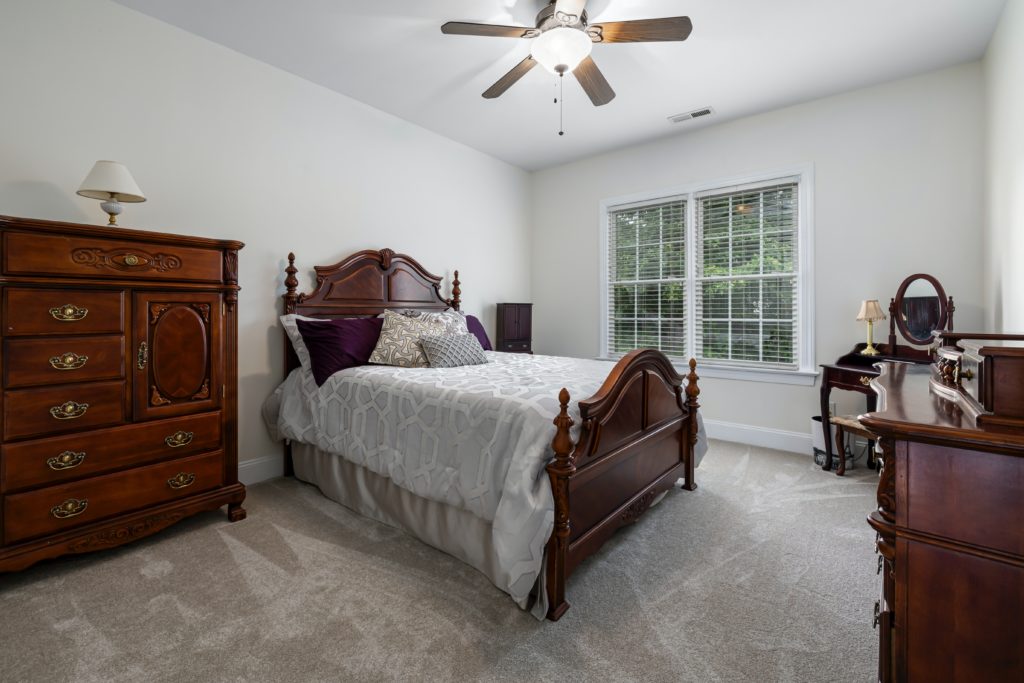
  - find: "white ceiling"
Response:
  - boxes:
[113,0,1006,171]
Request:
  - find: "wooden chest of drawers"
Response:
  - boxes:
[0,215,245,571]
[496,303,532,354]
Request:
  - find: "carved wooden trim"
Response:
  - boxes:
[877,438,896,523]
[151,386,171,406]
[620,490,657,524]
[67,511,186,551]
[71,247,182,273]
[150,303,172,323]
[191,379,210,400]
[192,303,211,323]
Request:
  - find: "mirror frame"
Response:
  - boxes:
[890,273,950,346]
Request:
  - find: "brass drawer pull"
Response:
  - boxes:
[167,472,196,490]
[123,254,141,266]
[859,376,872,386]
[49,304,89,321]
[47,450,86,470]
[137,341,148,370]
[164,431,194,448]
[50,401,89,420]
[51,498,88,519]
[49,352,89,371]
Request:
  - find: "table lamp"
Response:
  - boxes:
[857,299,886,356]
[76,161,146,226]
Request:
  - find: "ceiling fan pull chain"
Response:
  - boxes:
[558,70,565,136]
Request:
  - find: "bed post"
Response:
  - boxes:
[545,387,575,621]
[683,358,700,491]
[284,252,298,314]
[282,253,299,476]
[448,269,461,312]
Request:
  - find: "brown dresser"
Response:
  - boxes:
[496,302,532,353]
[0,215,245,571]
[862,338,1024,682]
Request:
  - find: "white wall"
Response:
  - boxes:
[985,0,1024,332]
[0,0,533,478]
[531,63,986,440]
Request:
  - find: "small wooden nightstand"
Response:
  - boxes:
[496,303,532,353]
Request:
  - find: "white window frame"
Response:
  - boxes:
[598,164,817,386]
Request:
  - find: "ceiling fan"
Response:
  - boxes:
[441,0,693,107]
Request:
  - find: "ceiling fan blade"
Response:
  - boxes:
[589,17,693,43]
[573,56,615,106]
[483,56,538,99]
[442,22,536,39]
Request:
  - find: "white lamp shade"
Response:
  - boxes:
[856,299,887,322]
[532,26,593,74]
[76,161,146,203]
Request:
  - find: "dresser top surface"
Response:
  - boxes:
[0,215,244,251]
[860,363,1024,452]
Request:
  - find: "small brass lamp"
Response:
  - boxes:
[857,299,887,356]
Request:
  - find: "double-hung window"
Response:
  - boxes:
[602,169,814,384]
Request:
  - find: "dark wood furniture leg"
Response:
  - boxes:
[835,426,846,476]
[820,371,834,471]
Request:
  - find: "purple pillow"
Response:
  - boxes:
[296,317,383,386]
[465,314,492,351]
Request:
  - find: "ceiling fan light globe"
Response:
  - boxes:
[532,26,592,74]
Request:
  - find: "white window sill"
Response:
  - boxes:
[595,357,820,386]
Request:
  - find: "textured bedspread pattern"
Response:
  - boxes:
[263,351,705,610]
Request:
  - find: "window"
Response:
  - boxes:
[601,169,814,384]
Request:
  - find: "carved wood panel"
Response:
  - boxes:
[133,292,222,421]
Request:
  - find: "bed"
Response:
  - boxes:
[263,248,707,620]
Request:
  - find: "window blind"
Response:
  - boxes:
[606,199,687,360]
[694,181,799,369]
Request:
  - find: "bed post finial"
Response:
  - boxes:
[284,252,298,314]
[450,270,461,311]
[683,358,700,491]
[545,387,575,620]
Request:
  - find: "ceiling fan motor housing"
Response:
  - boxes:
[536,3,589,32]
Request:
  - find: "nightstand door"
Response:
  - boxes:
[133,292,223,420]
[502,304,520,341]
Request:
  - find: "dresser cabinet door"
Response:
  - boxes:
[133,292,222,420]
[501,304,520,341]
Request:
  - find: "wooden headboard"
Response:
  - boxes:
[284,248,460,318]
[282,248,461,374]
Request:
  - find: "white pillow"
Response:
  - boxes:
[280,314,323,372]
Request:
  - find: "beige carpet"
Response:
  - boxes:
[0,440,879,682]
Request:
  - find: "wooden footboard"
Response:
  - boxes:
[545,350,700,620]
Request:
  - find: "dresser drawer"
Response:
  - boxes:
[498,341,532,353]
[3,381,125,440]
[4,335,124,388]
[3,232,223,283]
[4,288,124,336]
[2,411,221,492]
[3,450,224,544]
[830,366,878,393]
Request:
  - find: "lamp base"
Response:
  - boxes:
[861,344,881,356]
[100,196,122,227]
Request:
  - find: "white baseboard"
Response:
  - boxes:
[238,453,284,485]
[704,418,812,456]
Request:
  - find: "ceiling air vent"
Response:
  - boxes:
[668,107,715,124]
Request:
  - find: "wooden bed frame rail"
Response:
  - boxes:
[280,249,700,621]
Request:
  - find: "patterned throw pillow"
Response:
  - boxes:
[402,310,469,335]
[369,310,447,367]
[419,333,488,368]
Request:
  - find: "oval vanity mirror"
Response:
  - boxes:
[893,274,949,345]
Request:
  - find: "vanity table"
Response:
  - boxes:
[819,274,954,471]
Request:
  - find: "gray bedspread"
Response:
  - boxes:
[262,351,707,612]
